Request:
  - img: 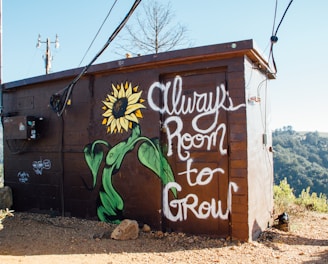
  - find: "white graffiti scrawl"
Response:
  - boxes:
[18,171,30,183]
[163,181,239,221]
[148,75,245,222]
[32,158,51,175]
[148,75,246,161]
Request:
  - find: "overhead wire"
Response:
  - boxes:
[268,0,294,74]
[255,1,295,207]
[50,0,142,116]
[78,0,118,67]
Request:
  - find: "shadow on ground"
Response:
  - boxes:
[0,211,327,262]
[0,212,231,256]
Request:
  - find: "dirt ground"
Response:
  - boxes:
[0,210,327,264]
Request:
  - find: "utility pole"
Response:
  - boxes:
[0,0,3,188]
[0,0,2,114]
[36,34,59,74]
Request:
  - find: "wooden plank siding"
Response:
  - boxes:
[2,40,274,241]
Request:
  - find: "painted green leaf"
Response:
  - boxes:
[84,141,109,188]
[138,138,177,197]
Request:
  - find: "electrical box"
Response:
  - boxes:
[3,116,43,140]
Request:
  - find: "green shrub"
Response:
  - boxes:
[274,178,328,213]
[296,187,328,213]
[274,178,296,212]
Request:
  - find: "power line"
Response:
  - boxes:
[269,0,294,74]
[78,0,118,67]
[50,0,142,116]
[274,0,294,37]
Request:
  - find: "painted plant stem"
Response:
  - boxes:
[84,124,177,223]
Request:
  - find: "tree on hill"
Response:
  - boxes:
[114,0,190,56]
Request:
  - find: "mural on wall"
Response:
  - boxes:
[148,75,246,222]
[85,75,246,224]
[84,81,177,223]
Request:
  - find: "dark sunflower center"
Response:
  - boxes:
[113,97,128,118]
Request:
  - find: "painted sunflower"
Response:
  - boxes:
[102,81,146,133]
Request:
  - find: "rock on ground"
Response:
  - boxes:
[111,219,139,240]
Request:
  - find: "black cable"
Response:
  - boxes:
[274,0,294,37]
[78,0,118,67]
[269,0,294,74]
[268,0,278,73]
[50,0,142,116]
[271,0,278,36]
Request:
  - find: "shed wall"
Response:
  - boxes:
[245,57,274,240]
[2,40,274,241]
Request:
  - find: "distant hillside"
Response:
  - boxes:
[298,131,328,138]
[273,126,328,197]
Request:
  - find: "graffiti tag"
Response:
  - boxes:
[163,181,239,221]
[32,158,51,175]
[148,75,245,161]
[18,171,30,183]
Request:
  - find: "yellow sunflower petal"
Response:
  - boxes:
[116,118,122,132]
[124,82,129,90]
[108,95,117,103]
[112,84,119,98]
[125,84,132,98]
[125,103,146,115]
[133,85,139,92]
[106,115,114,126]
[111,119,117,133]
[118,84,125,98]
[120,117,129,132]
[103,100,113,109]
[102,109,113,117]
[102,118,107,125]
[135,109,143,118]
[125,113,139,123]
[128,91,142,105]
[107,126,111,133]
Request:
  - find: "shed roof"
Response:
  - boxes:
[2,39,274,91]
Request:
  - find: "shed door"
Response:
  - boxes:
[160,69,230,236]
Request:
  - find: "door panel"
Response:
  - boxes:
[160,69,230,236]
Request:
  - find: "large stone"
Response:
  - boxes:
[111,219,139,240]
[0,186,13,210]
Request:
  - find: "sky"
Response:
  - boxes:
[2,0,328,132]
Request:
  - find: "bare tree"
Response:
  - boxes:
[116,0,190,56]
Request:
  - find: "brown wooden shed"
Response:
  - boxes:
[2,39,275,241]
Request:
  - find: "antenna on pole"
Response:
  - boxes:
[36,34,59,74]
